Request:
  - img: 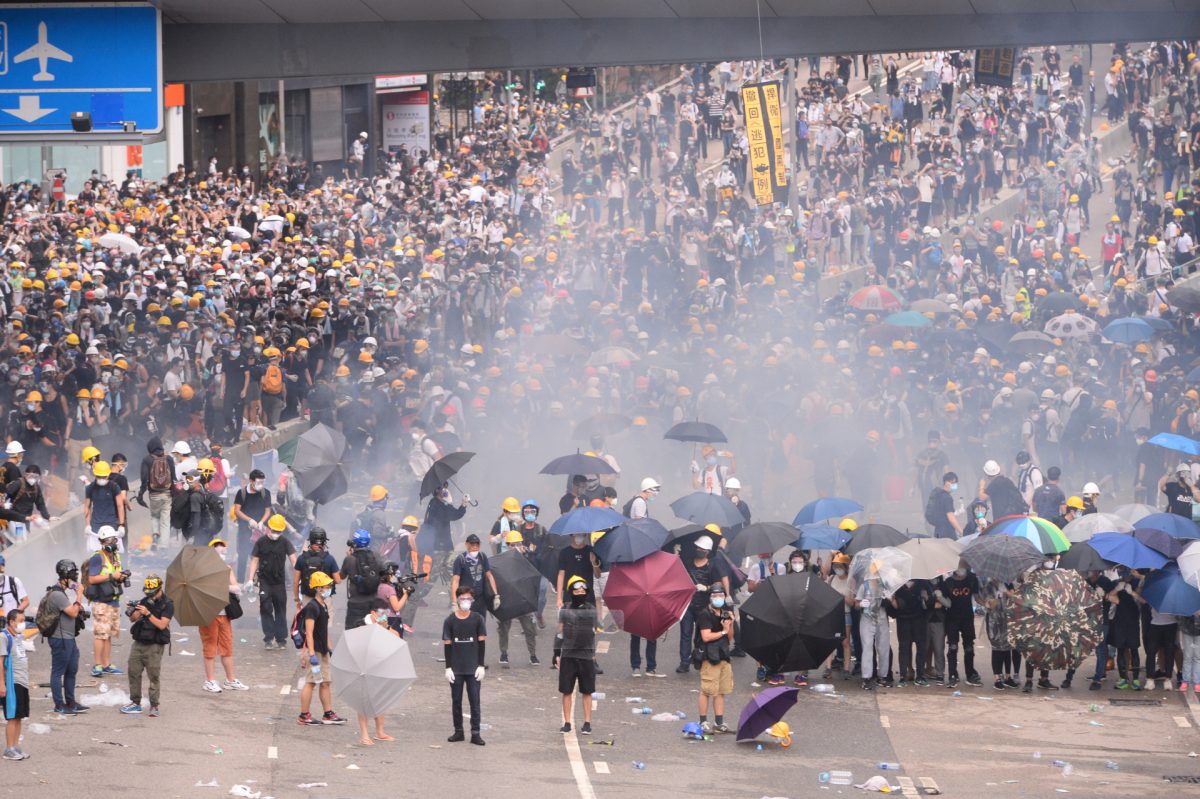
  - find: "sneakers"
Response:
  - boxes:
[321,711,347,725]
[223,679,249,691]
[793,673,809,687]
[54,705,77,716]
[102,665,124,675]
[914,678,929,687]
[675,664,690,674]
[862,680,875,691]
[69,703,89,714]
[965,674,983,687]
[298,712,320,726]
[1004,677,1019,689]
[499,653,510,667]
[1089,680,1102,691]
[1131,679,1144,691]
[120,703,143,714]
[148,705,160,717]
[631,668,642,677]
[766,674,785,686]
[994,679,1006,690]
[470,734,485,746]
[1022,681,1033,693]
[91,666,105,678]
[1,748,28,761]
[530,655,541,666]
[1037,679,1058,691]
[264,641,278,651]
[1060,679,1072,690]
[202,680,223,693]
[447,730,466,742]
[1115,679,1131,690]
[700,720,714,734]
[714,722,730,734]
[580,721,592,735]
[947,676,959,688]
[560,722,572,733]
[1180,682,1191,693]
[646,670,664,678]
[933,674,945,686]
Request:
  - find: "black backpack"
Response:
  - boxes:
[296,550,332,598]
[924,489,944,527]
[350,548,382,595]
[199,489,225,534]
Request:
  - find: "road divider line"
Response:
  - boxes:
[1175,715,1192,728]
[280,685,290,695]
[267,746,278,759]
[880,715,890,728]
[563,729,598,799]
[593,761,609,774]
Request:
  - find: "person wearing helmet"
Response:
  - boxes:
[675,535,727,674]
[1,441,24,488]
[514,500,550,627]
[247,515,298,650]
[723,477,751,536]
[355,485,392,556]
[979,460,1026,519]
[692,445,735,495]
[420,483,470,581]
[171,440,197,481]
[824,552,855,679]
[694,581,734,734]
[232,469,274,582]
[746,549,786,683]
[46,560,88,716]
[77,445,103,495]
[4,464,50,529]
[340,529,386,631]
[1051,495,1085,531]
[83,526,129,679]
[489,497,523,554]
[492,531,539,667]
[1160,464,1196,519]
[296,571,347,726]
[450,534,501,619]
[626,478,661,520]
[83,461,126,554]
[199,539,249,694]
[121,574,174,717]
[259,345,287,428]
[556,575,598,734]
[294,528,340,609]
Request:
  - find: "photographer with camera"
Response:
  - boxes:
[120,575,174,716]
[694,582,735,735]
[377,563,413,637]
[84,526,129,678]
[41,560,89,716]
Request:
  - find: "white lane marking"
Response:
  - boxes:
[1175,715,1192,728]
[563,728,598,799]
[593,761,609,774]
[280,685,291,695]
[897,776,918,797]
[880,715,890,728]
[267,746,278,759]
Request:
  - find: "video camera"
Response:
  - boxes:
[124,599,145,619]
[395,572,428,596]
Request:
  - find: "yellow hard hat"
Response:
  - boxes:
[704,523,722,536]
[82,445,101,463]
[197,457,215,475]
[92,460,111,478]
[1065,495,1085,510]
[401,515,420,529]
[566,575,588,591]
[370,484,388,502]
[768,721,792,747]
[308,571,333,589]
[335,365,351,377]
[267,514,287,532]
[838,518,858,532]
[502,496,521,513]
[504,530,524,544]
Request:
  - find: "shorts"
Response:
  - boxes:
[1,684,28,720]
[558,656,597,695]
[199,615,233,658]
[305,653,331,685]
[91,603,120,640]
[700,660,733,696]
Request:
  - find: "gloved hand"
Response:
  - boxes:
[695,583,708,592]
[445,667,456,685]
[690,460,700,474]
[473,665,485,681]
[492,594,501,611]
[117,525,125,538]
[245,580,257,595]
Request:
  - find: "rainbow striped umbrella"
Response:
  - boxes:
[988,515,1070,555]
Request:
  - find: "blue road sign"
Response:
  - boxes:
[0,3,161,135]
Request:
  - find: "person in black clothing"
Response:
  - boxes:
[928,472,962,539]
[1109,569,1145,689]
[556,576,597,734]
[4,465,50,526]
[442,585,487,745]
[980,461,1026,518]
[296,571,346,726]
[340,530,383,631]
[558,475,588,516]
[1063,569,1119,690]
[247,515,297,649]
[124,574,174,715]
[676,536,727,673]
[136,436,176,550]
[0,442,25,488]
[890,579,930,686]
[450,534,500,614]
[419,484,469,576]
[1160,463,1196,518]
[694,582,734,734]
[935,567,981,688]
[232,470,273,582]
[220,345,251,446]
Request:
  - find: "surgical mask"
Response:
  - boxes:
[834,567,847,577]
[252,480,264,490]
[12,622,25,633]
[24,475,38,486]
[267,532,281,541]
[374,611,388,623]
[215,547,228,560]
[523,512,537,522]
[506,512,520,523]
[791,561,805,573]
[711,596,726,608]
[458,598,473,611]
[96,478,109,486]
[949,482,959,492]
[954,568,967,578]
[706,456,717,466]
[1043,559,1056,569]
[320,588,333,598]
[572,535,585,546]
[229,350,240,358]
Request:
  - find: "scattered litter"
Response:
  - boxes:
[297,783,328,789]
[27,723,51,735]
[1088,704,1102,712]
[90,738,129,747]
[811,684,836,694]
[175,636,190,643]
[950,691,962,697]
[331,753,346,759]
[1189,752,1198,758]
[346,764,360,770]
[1033,752,1042,759]
[1055,790,1070,794]
[631,761,646,770]
[98,684,109,694]
[592,692,605,700]
[1003,780,1018,784]
[1103,761,1119,770]
[588,739,615,746]
[854,776,896,792]
[179,649,196,656]
[79,687,130,707]
[228,787,262,799]
[429,744,442,749]
[239,639,248,643]
[194,779,219,787]
[1008,724,1021,729]
[1089,721,1104,727]
[650,713,678,722]
[974,695,993,701]
[211,744,224,755]
[624,697,644,703]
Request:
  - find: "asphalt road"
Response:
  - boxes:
[4,544,1198,799]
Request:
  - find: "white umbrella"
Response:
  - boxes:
[849,546,912,598]
[225,225,252,241]
[896,537,963,580]
[1110,503,1158,525]
[1043,311,1098,339]
[330,624,416,718]
[587,346,640,367]
[96,232,142,255]
[1060,512,1134,543]
[1179,541,1200,591]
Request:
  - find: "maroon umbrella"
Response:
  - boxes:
[603,551,694,640]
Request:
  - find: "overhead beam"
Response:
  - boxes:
[163,12,1200,82]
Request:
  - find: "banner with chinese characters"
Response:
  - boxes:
[975,48,1016,88]
[740,80,788,206]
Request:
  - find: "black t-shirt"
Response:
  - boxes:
[1086,575,1117,618]
[930,489,956,537]
[251,535,295,585]
[300,599,331,655]
[694,606,731,661]
[937,573,979,620]
[685,558,717,610]
[442,611,486,675]
[221,353,248,398]
[235,487,272,522]
[557,545,595,596]
[986,475,1027,518]
[452,552,491,597]
[1163,481,1195,518]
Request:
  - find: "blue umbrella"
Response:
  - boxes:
[1086,532,1168,569]
[883,310,932,328]
[670,491,745,526]
[592,517,669,566]
[796,524,852,551]
[548,506,626,535]
[1133,512,1200,540]
[1133,528,1188,559]
[1101,317,1155,344]
[1140,565,1200,616]
[1147,433,1200,457]
[793,497,863,526]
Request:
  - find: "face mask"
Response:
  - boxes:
[103,543,117,553]
[229,350,240,358]
[834,567,847,577]
[572,535,585,546]
[711,597,725,608]
[13,622,25,633]
[705,456,717,466]
[24,475,37,486]
[1043,559,1056,569]
[24,403,34,412]
[96,478,109,486]
[949,482,959,492]
[252,480,264,490]
[267,532,281,541]
[523,512,537,522]
[374,611,388,623]
[215,547,228,560]
[320,588,333,598]
[791,561,805,573]
[954,568,967,579]
[458,598,473,611]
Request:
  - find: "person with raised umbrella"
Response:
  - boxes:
[983,582,1020,690]
[421,483,470,579]
[1110,568,1146,690]
[694,582,734,735]
[556,576,597,735]
[1060,569,1120,690]
[675,535,725,674]
[855,562,891,691]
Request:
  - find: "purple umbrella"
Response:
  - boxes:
[736,685,800,743]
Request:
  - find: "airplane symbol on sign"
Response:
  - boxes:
[14,21,72,82]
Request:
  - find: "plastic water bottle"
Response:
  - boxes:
[811,683,836,693]
[878,762,900,770]
[624,697,644,703]
[630,707,651,715]
[1051,759,1067,768]
[675,711,687,719]
[309,655,321,676]
[818,772,831,784]
[592,692,605,700]
[631,761,646,770]
[829,771,853,785]
[1104,761,1119,770]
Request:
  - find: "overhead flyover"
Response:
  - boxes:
[157,0,1199,82]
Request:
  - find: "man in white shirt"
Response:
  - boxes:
[627,478,660,520]
[0,556,27,618]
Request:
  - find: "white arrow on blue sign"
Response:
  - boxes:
[0,2,161,135]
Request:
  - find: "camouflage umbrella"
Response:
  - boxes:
[1007,569,1103,671]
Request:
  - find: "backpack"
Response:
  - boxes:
[289,603,309,649]
[199,490,225,534]
[261,363,284,395]
[148,454,173,492]
[205,458,227,494]
[296,550,332,598]
[171,490,192,535]
[924,489,944,527]
[34,585,65,638]
[349,548,382,595]
[621,496,637,518]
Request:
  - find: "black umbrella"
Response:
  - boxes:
[1007,331,1056,354]
[419,451,476,500]
[1057,542,1113,572]
[572,413,633,440]
[843,524,908,556]
[728,522,803,561]
[540,452,617,475]
[670,491,745,526]
[1169,286,1200,313]
[740,572,844,673]
[488,549,542,621]
[1040,291,1083,315]
[974,320,1019,352]
[712,548,748,592]
[291,422,349,505]
[662,523,708,554]
[593,517,669,566]
[664,421,728,443]
[533,536,566,583]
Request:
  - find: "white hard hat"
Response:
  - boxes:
[694,535,714,551]
[362,336,377,347]
[1040,389,1057,400]
[96,525,118,540]
[1081,482,1100,495]
[640,477,661,492]
[1177,463,1191,475]
[725,477,741,490]
[5,441,24,456]
[172,440,191,456]
[983,460,1001,477]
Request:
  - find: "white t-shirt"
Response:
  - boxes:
[0,575,26,616]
